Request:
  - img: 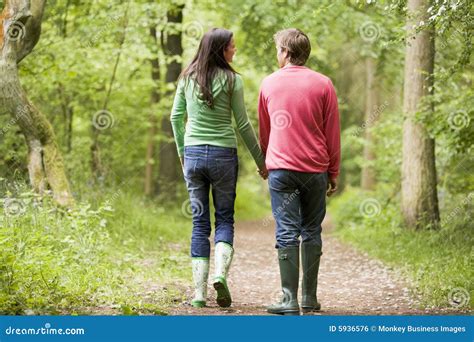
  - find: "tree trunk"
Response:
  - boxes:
[401,0,440,229]
[90,2,129,183]
[144,25,161,196]
[58,82,73,153]
[158,4,184,196]
[58,1,73,154]
[361,57,377,190]
[0,0,73,206]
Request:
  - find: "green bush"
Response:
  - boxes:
[328,186,473,309]
[0,189,123,314]
[0,175,270,315]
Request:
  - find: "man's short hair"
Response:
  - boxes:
[274,28,311,66]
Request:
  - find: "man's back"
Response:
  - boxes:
[258,64,340,179]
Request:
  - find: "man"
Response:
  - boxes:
[258,28,340,315]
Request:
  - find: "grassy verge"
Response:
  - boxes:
[328,186,473,310]
[0,176,270,315]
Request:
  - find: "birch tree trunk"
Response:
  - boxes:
[361,57,378,190]
[401,0,440,228]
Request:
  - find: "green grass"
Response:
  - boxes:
[328,186,473,310]
[0,176,270,315]
[235,174,271,221]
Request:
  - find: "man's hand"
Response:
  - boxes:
[327,176,338,197]
[258,165,269,180]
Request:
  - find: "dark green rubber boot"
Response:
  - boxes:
[301,242,322,313]
[267,246,300,315]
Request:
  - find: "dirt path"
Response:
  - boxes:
[169,217,466,315]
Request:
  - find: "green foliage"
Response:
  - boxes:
[329,187,473,309]
[0,181,189,315]
[0,174,269,314]
[0,185,119,314]
[371,112,403,184]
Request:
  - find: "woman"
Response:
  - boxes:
[170,28,267,308]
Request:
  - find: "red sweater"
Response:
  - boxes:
[258,65,341,179]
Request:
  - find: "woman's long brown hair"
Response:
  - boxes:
[180,28,236,108]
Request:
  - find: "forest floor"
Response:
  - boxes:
[165,216,469,316]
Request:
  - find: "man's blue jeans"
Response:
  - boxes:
[184,145,238,257]
[268,170,328,249]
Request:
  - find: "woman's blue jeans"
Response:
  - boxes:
[183,145,238,257]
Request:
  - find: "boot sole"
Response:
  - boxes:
[301,305,321,313]
[213,280,231,308]
[267,308,300,316]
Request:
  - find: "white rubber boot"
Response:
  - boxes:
[191,258,209,308]
[213,242,234,307]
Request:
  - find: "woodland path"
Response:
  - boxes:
[168,217,466,315]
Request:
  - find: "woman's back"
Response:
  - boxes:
[171,72,264,169]
[179,72,238,149]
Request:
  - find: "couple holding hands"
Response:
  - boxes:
[171,27,340,315]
